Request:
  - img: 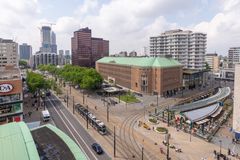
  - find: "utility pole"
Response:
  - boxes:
[67,90,69,108]
[43,96,46,110]
[86,105,89,129]
[142,147,144,160]
[166,133,170,160]
[83,91,85,104]
[190,129,192,142]
[190,121,192,142]
[114,126,116,157]
[107,103,109,122]
[167,106,170,127]
[73,96,75,114]
[219,140,222,154]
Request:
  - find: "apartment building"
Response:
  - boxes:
[0,38,18,67]
[0,66,23,124]
[96,57,183,96]
[150,29,206,70]
[205,53,220,72]
[228,47,240,68]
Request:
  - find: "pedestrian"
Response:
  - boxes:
[28,111,32,117]
[153,126,155,130]
[95,106,97,110]
[36,107,38,111]
[228,148,231,155]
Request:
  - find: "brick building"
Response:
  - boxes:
[96,57,183,96]
[71,27,109,67]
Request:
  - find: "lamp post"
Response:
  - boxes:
[66,90,69,108]
[219,140,222,154]
[166,133,170,160]
[107,103,109,122]
[73,96,75,114]
[167,106,170,127]
[114,126,116,157]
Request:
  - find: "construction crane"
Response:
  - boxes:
[40,22,56,28]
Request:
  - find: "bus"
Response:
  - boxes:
[42,110,50,122]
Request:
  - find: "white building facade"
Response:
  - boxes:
[0,38,18,68]
[233,64,240,139]
[205,53,220,72]
[31,51,58,68]
[150,29,206,70]
[228,47,240,68]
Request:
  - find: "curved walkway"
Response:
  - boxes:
[170,87,231,112]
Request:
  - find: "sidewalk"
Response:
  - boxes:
[23,92,55,126]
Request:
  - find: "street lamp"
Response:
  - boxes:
[166,133,170,160]
[219,140,222,154]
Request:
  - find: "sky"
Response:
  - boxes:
[0,0,240,56]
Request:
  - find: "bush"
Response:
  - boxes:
[149,118,157,123]
[156,127,168,133]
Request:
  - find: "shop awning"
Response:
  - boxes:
[211,106,223,118]
[183,103,219,122]
[196,118,210,125]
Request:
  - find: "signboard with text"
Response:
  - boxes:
[0,84,13,93]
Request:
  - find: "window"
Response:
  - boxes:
[135,82,138,87]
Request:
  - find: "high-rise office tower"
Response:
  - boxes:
[31,26,58,68]
[51,31,57,53]
[64,50,71,64]
[228,47,240,68]
[58,50,65,66]
[19,43,32,60]
[40,26,51,52]
[150,29,207,70]
[0,38,18,67]
[71,27,109,67]
[91,38,109,66]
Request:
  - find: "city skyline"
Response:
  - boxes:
[0,0,239,56]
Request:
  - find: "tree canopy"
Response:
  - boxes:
[26,71,51,93]
[38,64,103,90]
[19,60,28,68]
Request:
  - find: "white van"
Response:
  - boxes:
[42,110,50,121]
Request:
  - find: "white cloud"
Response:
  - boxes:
[0,0,239,56]
[194,0,240,55]
[0,0,40,52]
[61,0,189,54]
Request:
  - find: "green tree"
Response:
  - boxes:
[19,60,28,68]
[26,71,50,93]
[205,62,211,70]
[37,64,103,90]
[81,69,103,90]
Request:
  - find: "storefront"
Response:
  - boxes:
[0,79,23,125]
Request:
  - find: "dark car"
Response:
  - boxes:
[91,143,103,154]
[46,91,51,96]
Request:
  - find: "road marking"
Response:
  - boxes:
[58,108,99,160]
[46,97,91,160]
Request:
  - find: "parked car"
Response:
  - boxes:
[91,143,103,154]
[175,148,182,152]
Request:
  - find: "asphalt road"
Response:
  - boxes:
[45,94,111,160]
